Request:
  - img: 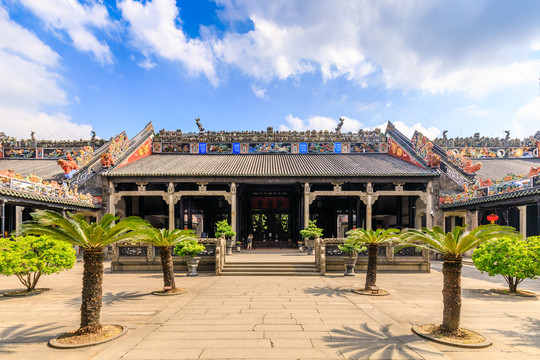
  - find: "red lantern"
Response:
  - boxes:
[486,214,499,224]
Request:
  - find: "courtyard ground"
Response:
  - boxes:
[0,250,539,359]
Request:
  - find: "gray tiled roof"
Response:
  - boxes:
[474,158,540,180]
[108,154,436,178]
[0,160,64,181]
[440,187,540,209]
[0,187,100,209]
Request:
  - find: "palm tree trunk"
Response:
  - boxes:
[78,248,104,334]
[441,255,462,333]
[364,244,378,290]
[160,246,176,291]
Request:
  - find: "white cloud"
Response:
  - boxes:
[0,5,92,140]
[138,58,156,70]
[118,0,217,85]
[374,121,441,140]
[20,0,114,64]
[457,105,491,117]
[279,114,363,132]
[0,107,92,140]
[209,0,540,96]
[251,84,266,98]
[511,97,540,138]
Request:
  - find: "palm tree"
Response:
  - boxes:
[400,224,520,333]
[130,227,196,292]
[19,210,144,335]
[345,228,400,291]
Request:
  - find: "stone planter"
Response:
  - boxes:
[306,239,316,255]
[343,256,357,276]
[236,245,242,252]
[186,257,201,276]
[298,246,304,252]
[226,239,235,255]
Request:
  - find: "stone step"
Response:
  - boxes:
[223,263,316,268]
[220,271,320,276]
[222,267,317,272]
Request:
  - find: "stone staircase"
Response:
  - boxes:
[221,262,320,276]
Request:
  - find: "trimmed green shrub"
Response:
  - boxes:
[300,220,323,239]
[215,220,236,239]
[174,239,206,257]
[0,235,76,291]
[472,236,540,293]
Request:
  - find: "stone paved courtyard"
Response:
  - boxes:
[0,254,539,359]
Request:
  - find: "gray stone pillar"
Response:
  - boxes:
[231,183,237,241]
[108,180,116,216]
[15,206,23,232]
[425,181,433,228]
[304,183,310,228]
[167,182,175,230]
[0,200,5,238]
[518,205,527,237]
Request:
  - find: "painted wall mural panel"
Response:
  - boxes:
[249,143,291,153]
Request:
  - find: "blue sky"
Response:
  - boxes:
[1,0,540,141]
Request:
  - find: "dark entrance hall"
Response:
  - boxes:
[239,184,301,248]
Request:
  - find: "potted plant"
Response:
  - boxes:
[236,241,242,252]
[300,220,323,255]
[215,220,236,255]
[298,241,304,252]
[174,239,206,277]
[338,239,367,276]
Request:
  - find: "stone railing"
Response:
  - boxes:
[111,238,220,272]
[317,238,430,275]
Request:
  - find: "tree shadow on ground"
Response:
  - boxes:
[323,323,428,359]
[488,315,540,348]
[64,291,149,306]
[0,322,63,350]
[304,286,348,297]
[462,288,538,302]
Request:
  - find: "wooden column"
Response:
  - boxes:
[304,183,310,228]
[231,183,237,241]
[518,205,527,237]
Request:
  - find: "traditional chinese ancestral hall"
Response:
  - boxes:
[1,120,539,273]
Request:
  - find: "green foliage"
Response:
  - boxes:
[345,228,400,245]
[173,239,206,257]
[18,210,146,250]
[215,220,236,239]
[338,238,367,255]
[0,235,76,290]
[399,224,522,257]
[300,220,323,239]
[472,236,540,291]
[130,225,197,247]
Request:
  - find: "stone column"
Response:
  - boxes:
[366,183,373,230]
[168,182,175,230]
[0,200,5,238]
[231,183,237,241]
[15,206,23,232]
[518,205,527,237]
[425,181,433,228]
[108,180,116,216]
[304,183,310,228]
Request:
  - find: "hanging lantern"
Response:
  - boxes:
[486,214,499,224]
